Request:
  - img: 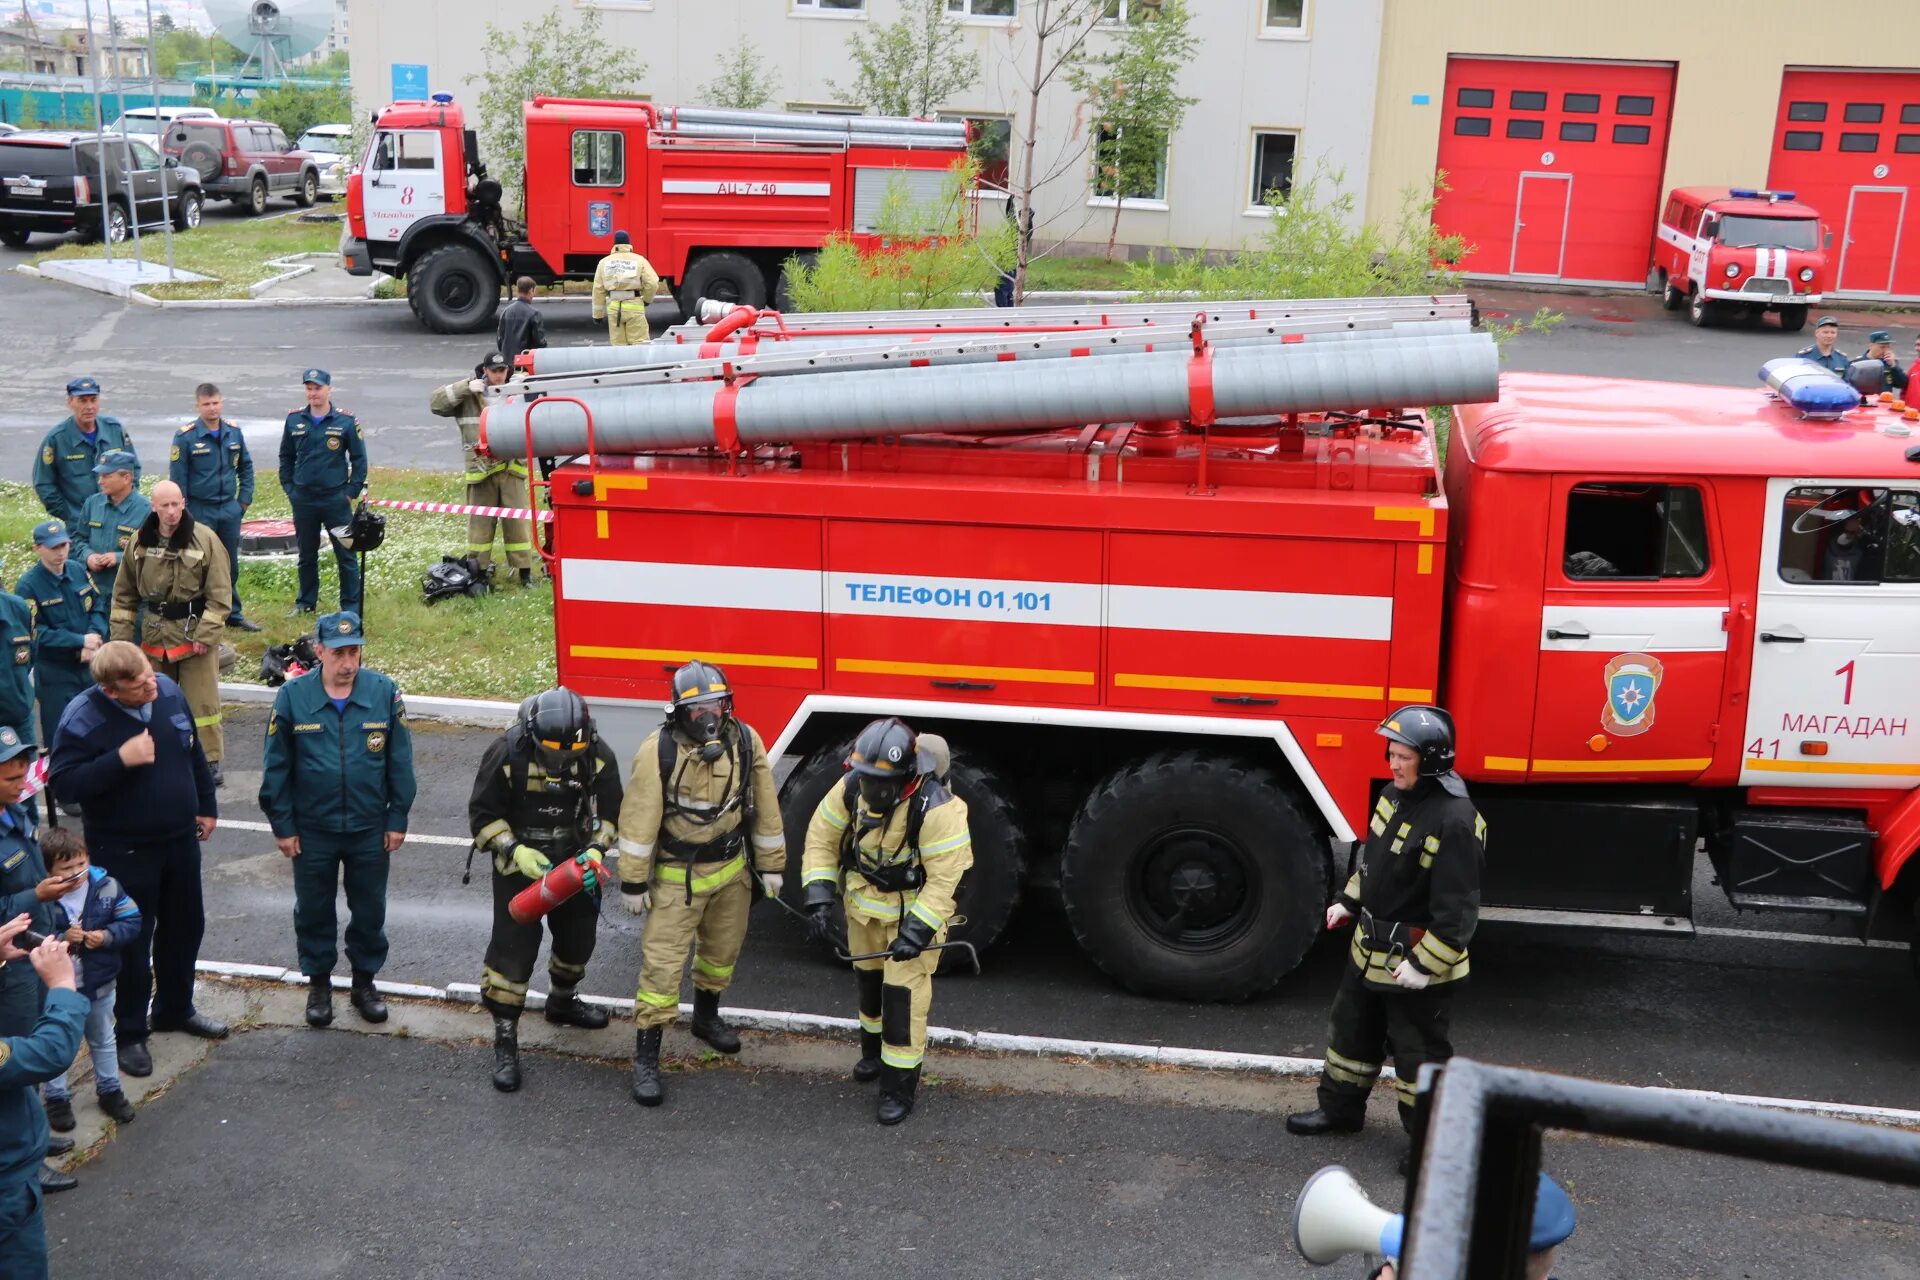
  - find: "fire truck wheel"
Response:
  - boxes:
[1060,751,1324,1002]
[1777,305,1808,333]
[1688,290,1717,328]
[777,738,1029,971]
[680,251,768,312]
[1660,274,1686,311]
[410,241,501,335]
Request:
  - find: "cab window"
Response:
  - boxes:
[1563,482,1710,579]
[571,130,624,186]
[373,131,438,171]
[1779,486,1920,583]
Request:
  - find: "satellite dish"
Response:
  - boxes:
[202,0,334,79]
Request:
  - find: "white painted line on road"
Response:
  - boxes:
[1693,924,1906,951]
[219,681,520,726]
[216,818,473,848]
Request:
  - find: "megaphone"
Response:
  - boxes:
[1293,1165,1404,1266]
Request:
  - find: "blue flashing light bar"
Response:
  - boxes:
[1760,357,1860,419]
[1730,187,1798,202]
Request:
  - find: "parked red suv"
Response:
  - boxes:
[164,117,320,215]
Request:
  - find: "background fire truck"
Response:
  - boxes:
[340,94,968,334]
[482,296,1920,1002]
[1650,186,1829,330]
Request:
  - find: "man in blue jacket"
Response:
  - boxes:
[171,383,261,633]
[33,376,139,526]
[15,520,106,775]
[278,369,366,617]
[260,612,415,1028]
[37,827,142,1130]
[47,642,223,1080]
[0,920,87,1280]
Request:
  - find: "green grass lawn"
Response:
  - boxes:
[1022,255,1183,292]
[31,210,341,301]
[0,467,559,703]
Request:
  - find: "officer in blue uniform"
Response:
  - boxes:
[0,920,88,1280]
[259,611,415,1028]
[14,521,105,762]
[0,725,61,1049]
[277,369,367,617]
[171,382,261,633]
[74,449,151,608]
[1795,316,1853,376]
[33,376,139,526]
[1859,329,1910,395]
[0,591,33,751]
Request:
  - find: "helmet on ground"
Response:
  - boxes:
[1377,705,1457,777]
[668,659,733,761]
[328,502,386,553]
[519,686,594,776]
[422,554,492,603]
[845,717,923,829]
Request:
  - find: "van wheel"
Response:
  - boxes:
[1661,275,1686,311]
[1778,305,1809,333]
[294,169,318,208]
[679,250,768,316]
[408,241,501,334]
[247,175,268,216]
[1688,289,1717,328]
[1060,750,1327,1002]
[0,225,28,248]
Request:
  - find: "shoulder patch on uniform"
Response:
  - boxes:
[177,423,194,434]
[0,1041,10,1069]
[42,444,54,465]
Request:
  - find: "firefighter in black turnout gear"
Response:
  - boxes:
[470,687,624,1091]
[1287,705,1485,1150]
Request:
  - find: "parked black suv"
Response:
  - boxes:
[0,131,203,247]
[165,118,319,214]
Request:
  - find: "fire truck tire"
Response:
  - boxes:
[680,251,768,312]
[1060,751,1324,1002]
[1660,274,1686,311]
[409,242,501,334]
[1777,305,1808,333]
[777,739,1029,972]
[1688,290,1717,328]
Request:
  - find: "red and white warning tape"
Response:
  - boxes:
[366,498,553,523]
[21,755,48,801]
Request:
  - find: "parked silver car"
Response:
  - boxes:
[295,122,353,198]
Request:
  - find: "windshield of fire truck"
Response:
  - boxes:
[1715,214,1819,250]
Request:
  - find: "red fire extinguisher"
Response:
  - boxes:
[508,851,605,925]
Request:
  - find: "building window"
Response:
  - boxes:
[1249,130,1296,207]
[570,130,624,186]
[1783,130,1823,151]
[1452,116,1491,137]
[1612,124,1651,144]
[1098,0,1147,22]
[1840,132,1880,153]
[946,0,1016,19]
[1564,483,1710,581]
[787,101,865,115]
[1090,124,1168,203]
[1507,118,1544,139]
[1509,89,1547,111]
[1562,92,1600,113]
[1559,121,1597,142]
[1788,101,1828,122]
[1264,0,1305,32]
[1615,94,1655,116]
[942,113,1012,190]
[1844,102,1884,123]
[793,0,864,10]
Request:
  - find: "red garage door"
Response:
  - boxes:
[1435,57,1676,286]
[1768,69,1920,299]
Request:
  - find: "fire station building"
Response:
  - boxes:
[1370,1,1920,298]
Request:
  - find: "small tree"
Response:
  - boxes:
[1005,0,1112,303]
[699,41,778,111]
[467,5,645,201]
[1068,0,1199,259]
[252,80,352,141]
[830,0,979,118]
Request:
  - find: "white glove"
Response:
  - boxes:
[621,886,651,917]
[760,872,784,900]
[1392,960,1431,991]
[1325,902,1354,931]
[467,377,487,395]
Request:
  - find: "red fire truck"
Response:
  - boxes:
[1650,186,1829,330]
[485,299,1920,1001]
[340,94,968,333]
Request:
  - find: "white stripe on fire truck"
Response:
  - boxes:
[1537,604,1728,653]
[660,180,832,197]
[827,572,1104,626]
[1109,584,1393,642]
[563,558,823,613]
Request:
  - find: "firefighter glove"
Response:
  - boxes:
[804,902,835,944]
[621,884,651,917]
[511,844,552,880]
[1326,902,1355,931]
[1392,959,1432,991]
[577,851,606,894]
[759,872,784,900]
[889,915,936,962]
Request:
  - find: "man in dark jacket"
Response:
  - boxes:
[0,921,87,1280]
[496,276,547,363]
[47,641,224,1080]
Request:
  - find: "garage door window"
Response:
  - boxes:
[1784,130,1823,151]
[1840,132,1880,153]
[1453,117,1491,137]
[1562,92,1600,113]
[1898,135,1920,154]
[1844,103,1885,123]
[1510,90,1547,111]
[1560,121,1597,142]
[1617,95,1655,116]
[1456,87,1494,108]
[1788,101,1828,122]
[1612,124,1651,144]
[1507,119,1544,139]
[1903,104,1920,124]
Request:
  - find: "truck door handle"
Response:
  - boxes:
[1545,624,1590,640]
[931,679,994,691]
[1213,694,1278,707]
[1759,631,1806,643]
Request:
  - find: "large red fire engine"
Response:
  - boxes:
[340,94,967,334]
[1650,186,1829,331]
[480,296,1920,1001]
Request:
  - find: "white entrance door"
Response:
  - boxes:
[362,128,446,244]
[1741,478,1920,788]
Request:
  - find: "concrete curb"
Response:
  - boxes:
[218,680,519,725]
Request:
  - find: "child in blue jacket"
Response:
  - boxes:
[39,828,141,1130]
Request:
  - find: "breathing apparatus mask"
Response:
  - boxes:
[845,716,924,831]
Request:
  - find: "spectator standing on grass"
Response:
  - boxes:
[170,383,261,634]
[497,276,547,364]
[278,368,366,618]
[16,520,105,795]
[430,352,536,587]
[33,376,139,527]
[37,827,141,1132]
[0,918,87,1280]
[47,641,224,1083]
[74,450,151,615]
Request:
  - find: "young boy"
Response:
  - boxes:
[40,827,141,1128]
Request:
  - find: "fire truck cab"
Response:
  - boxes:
[1651,186,1829,331]
[525,356,1920,1002]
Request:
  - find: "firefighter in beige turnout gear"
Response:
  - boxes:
[591,231,660,347]
[616,660,783,1107]
[802,717,971,1125]
[427,352,533,584]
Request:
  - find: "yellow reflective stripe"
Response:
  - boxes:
[1416,933,1462,966]
[1423,835,1440,853]
[691,953,734,980]
[502,542,534,552]
[819,803,849,832]
[907,899,944,931]
[1325,1060,1378,1088]
[481,966,529,995]
[1369,815,1387,835]
[859,1013,883,1034]
[617,838,654,860]
[192,713,221,727]
[1390,837,1406,854]
[751,831,785,852]
[1340,873,1361,900]
[655,855,744,894]
[1392,1077,1419,1104]
[635,988,679,1009]
[918,831,971,857]
[1474,813,1488,842]
[880,1044,924,1068]
[1326,1048,1381,1077]
[475,819,511,848]
[850,891,903,919]
[801,868,841,887]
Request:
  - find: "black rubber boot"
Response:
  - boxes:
[349,971,388,1023]
[544,989,610,1029]
[492,1014,522,1093]
[631,1027,664,1106]
[690,989,740,1054]
[1285,1108,1364,1136]
[877,1063,920,1125]
[305,975,333,1028]
[517,568,533,588]
[852,1031,883,1083]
